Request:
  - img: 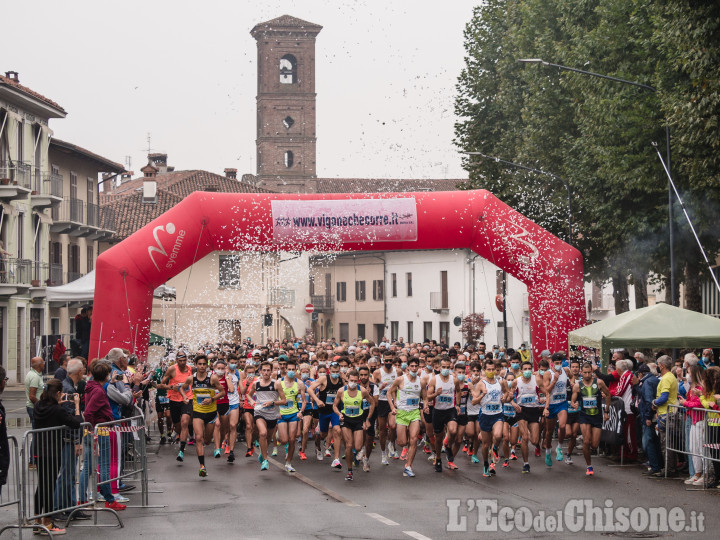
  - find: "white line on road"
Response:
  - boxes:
[365,513,399,526]
[403,531,433,540]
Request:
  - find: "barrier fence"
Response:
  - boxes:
[0,409,160,538]
[664,403,720,488]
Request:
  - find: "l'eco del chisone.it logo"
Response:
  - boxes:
[148,222,186,271]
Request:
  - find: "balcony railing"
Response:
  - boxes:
[50,263,63,286]
[67,271,83,283]
[268,287,295,307]
[51,198,85,223]
[43,172,63,198]
[87,201,99,227]
[0,258,32,285]
[430,291,449,311]
[0,160,32,189]
[310,294,335,311]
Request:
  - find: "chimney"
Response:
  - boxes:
[4,71,19,82]
[121,171,134,184]
[141,163,158,178]
[142,180,157,203]
[224,168,237,180]
[148,153,169,174]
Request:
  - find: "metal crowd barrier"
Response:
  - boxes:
[664,403,720,488]
[0,436,38,539]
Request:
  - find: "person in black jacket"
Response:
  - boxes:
[32,378,82,535]
[0,366,9,497]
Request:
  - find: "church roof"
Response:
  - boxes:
[251,15,322,35]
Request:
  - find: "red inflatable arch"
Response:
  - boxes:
[90,190,586,362]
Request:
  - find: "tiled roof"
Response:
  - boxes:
[314,178,467,193]
[0,73,66,114]
[100,170,275,240]
[103,188,184,241]
[50,138,124,172]
[252,14,322,32]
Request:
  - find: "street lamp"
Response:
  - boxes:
[464,151,573,246]
[517,58,676,306]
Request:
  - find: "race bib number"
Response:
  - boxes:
[325,393,336,404]
[281,401,295,409]
[406,398,419,407]
[362,399,370,410]
[344,406,360,416]
[503,403,515,416]
[459,406,467,414]
[582,397,597,409]
[158,396,170,404]
[380,389,388,398]
[484,403,501,413]
[520,395,537,405]
[437,395,452,404]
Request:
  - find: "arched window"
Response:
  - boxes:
[279,54,297,84]
[284,150,294,168]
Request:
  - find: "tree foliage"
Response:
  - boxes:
[455,0,720,312]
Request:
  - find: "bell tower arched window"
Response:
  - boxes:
[279,54,297,84]
[284,150,294,168]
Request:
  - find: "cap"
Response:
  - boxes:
[541,350,551,357]
[637,364,650,374]
[551,352,564,363]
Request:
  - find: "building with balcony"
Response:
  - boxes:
[46,139,124,343]
[0,71,66,381]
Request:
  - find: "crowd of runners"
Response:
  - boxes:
[151,340,616,480]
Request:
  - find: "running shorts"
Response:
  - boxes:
[396,409,421,427]
[432,408,457,434]
[170,401,192,424]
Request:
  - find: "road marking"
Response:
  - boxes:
[366,513,399,526]
[403,531,432,540]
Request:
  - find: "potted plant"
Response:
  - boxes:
[31,279,41,287]
[0,178,9,185]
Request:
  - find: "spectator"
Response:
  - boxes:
[612,359,637,461]
[0,366,8,496]
[701,367,720,488]
[54,359,88,516]
[32,378,82,535]
[80,361,126,511]
[75,307,92,360]
[25,356,45,468]
[653,355,679,477]
[54,354,70,382]
[679,363,706,485]
[638,363,662,475]
[700,349,715,369]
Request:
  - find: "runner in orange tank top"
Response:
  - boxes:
[161,352,194,462]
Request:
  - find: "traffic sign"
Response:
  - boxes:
[305,303,314,314]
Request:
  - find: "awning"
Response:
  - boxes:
[46,269,177,302]
[149,332,171,347]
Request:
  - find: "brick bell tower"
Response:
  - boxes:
[251,15,322,193]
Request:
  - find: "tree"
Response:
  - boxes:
[462,313,488,345]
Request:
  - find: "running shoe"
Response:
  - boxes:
[245,448,254,457]
[353,451,360,468]
[331,459,342,469]
[447,461,459,470]
[381,453,389,466]
[502,459,510,469]
[388,442,396,456]
[188,438,195,446]
[324,444,332,457]
[462,444,469,454]
[160,436,167,445]
[400,447,408,460]
[403,466,415,477]
[565,455,573,465]
[345,471,353,481]
[225,445,231,455]
[427,452,436,462]
[356,448,365,461]
[254,440,260,448]
[261,459,269,471]
[423,444,432,454]
[545,453,553,468]
[491,446,499,461]
[441,445,448,454]
[483,465,491,477]
[316,448,323,461]
[510,449,518,461]
[214,449,221,458]
[556,446,563,462]
[522,463,530,474]
[221,440,227,449]
[258,452,264,464]
[362,457,370,472]
[114,494,130,503]
[176,450,184,462]
[434,458,442,473]
[199,465,207,477]
[471,455,480,464]
[489,462,496,475]
[534,447,541,457]
[284,443,289,453]
[299,451,307,461]
[285,462,296,473]
[586,466,594,476]
[271,447,278,457]
[227,451,235,463]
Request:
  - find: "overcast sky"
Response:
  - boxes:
[4,0,476,180]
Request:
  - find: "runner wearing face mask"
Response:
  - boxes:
[357,365,378,472]
[450,362,469,462]
[542,353,572,467]
[465,362,483,464]
[212,359,232,459]
[373,351,401,464]
[426,357,462,472]
[224,355,241,463]
[309,362,345,468]
[420,358,438,458]
[473,359,511,477]
[298,363,317,461]
[512,360,544,473]
[333,370,374,481]
[277,359,306,472]
[388,357,425,477]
